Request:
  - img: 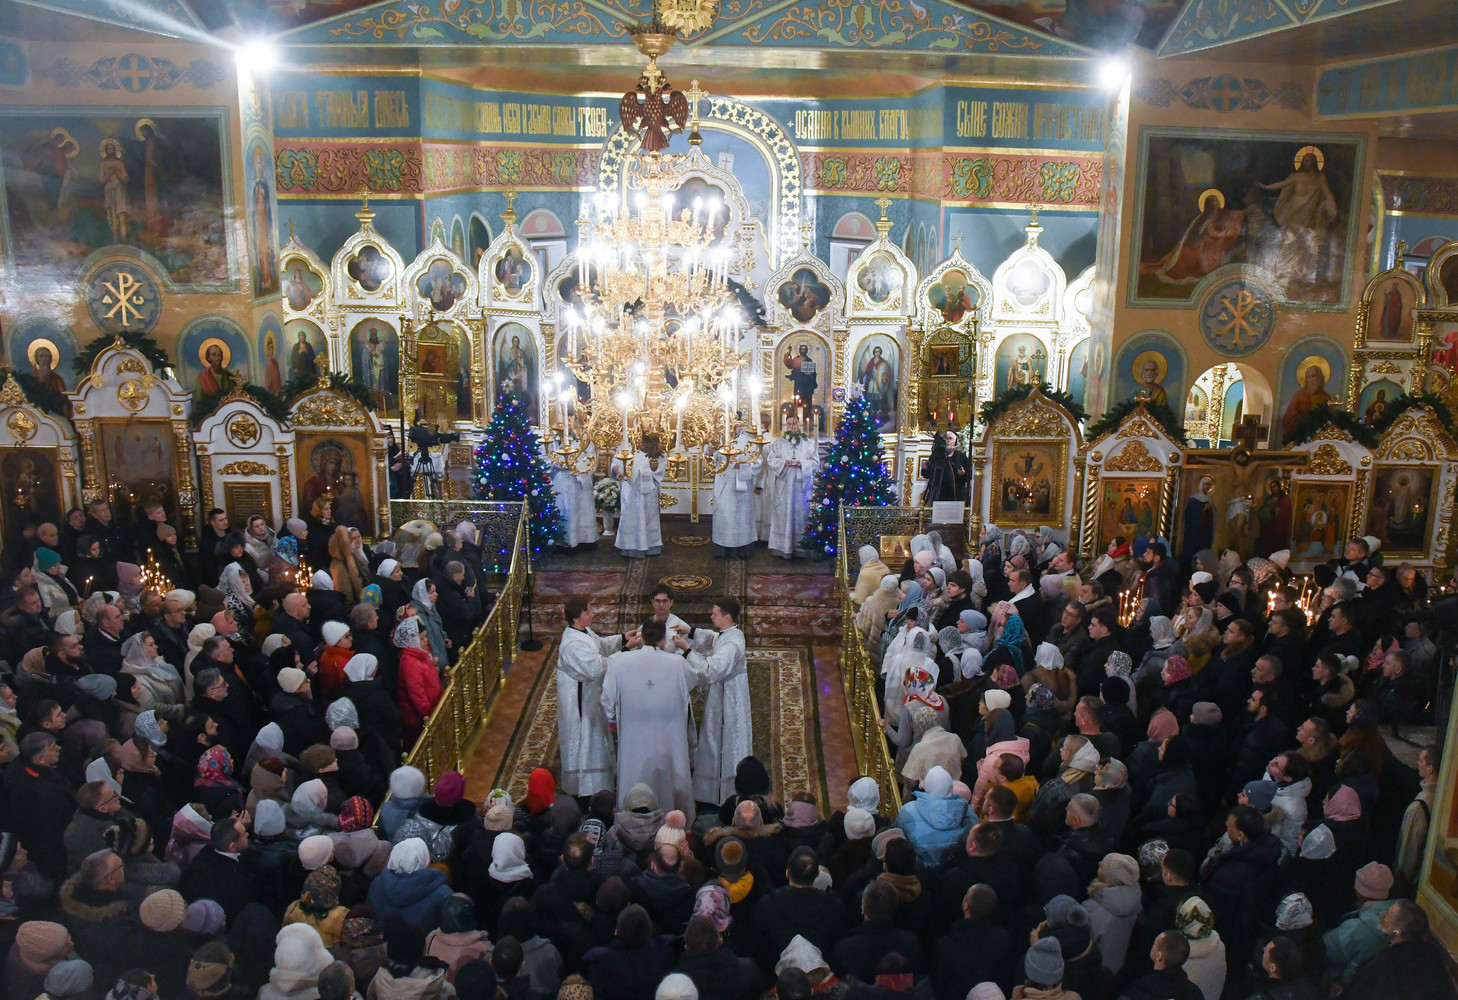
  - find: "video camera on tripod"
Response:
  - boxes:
[408,420,462,499]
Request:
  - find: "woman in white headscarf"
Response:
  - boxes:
[286,777,337,837]
[882,628,931,713]
[1136,615,1177,688]
[259,924,334,1000]
[926,531,957,575]
[219,562,256,630]
[368,837,453,932]
[53,610,82,637]
[852,545,890,606]
[962,557,987,609]
[1022,641,1077,717]
[182,623,216,693]
[859,575,901,658]
[410,579,450,668]
[120,631,185,724]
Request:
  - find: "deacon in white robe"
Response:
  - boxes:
[764,414,819,559]
[557,596,636,797]
[551,441,599,548]
[602,619,698,819]
[675,597,751,805]
[710,432,761,559]
[611,446,666,558]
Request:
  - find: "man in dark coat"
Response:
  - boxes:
[1199,805,1282,957]
[1,587,51,666]
[3,732,77,880]
[1007,568,1047,646]
[831,881,922,979]
[57,848,144,985]
[630,845,696,937]
[198,509,232,590]
[434,561,484,655]
[191,655,256,765]
[83,603,127,679]
[751,847,849,974]
[933,883,1011,1000]
[1116,931,1203,1000]
[151,598,192,672]
[1227,687,1288,800]
[1344,900,1458,1000]
[178,817,262,921]
[271,592,315,655]
[1140,542,1180,618]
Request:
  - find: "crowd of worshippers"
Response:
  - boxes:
[838,525,1456,999]
[0,496,507,998]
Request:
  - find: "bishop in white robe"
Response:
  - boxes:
[602,619,697,819]
[557,596,630,796]
[710,434,760,559]
[551,441,599,548]
[611,448,665,558]
[764,415,820,559]
[676,598,751,805]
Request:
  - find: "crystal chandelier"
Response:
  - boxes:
[545,29,765,475]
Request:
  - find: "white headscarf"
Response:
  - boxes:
[121,633,181,686]
[377,559,401,579]
[857,545,879,567]
[1035,641,1064,671]
[270,924,332,979]
[489,832,534,882]
[85,755,122,795]
[411,579,435,608]
[1149,616,1176,650]
[54,610,82,637]
[343,654,378,682]
[393,616,422,650]
[848,776,880,813]
[254,722,284,753]
[291,779,328,816]
[220,563,254,608]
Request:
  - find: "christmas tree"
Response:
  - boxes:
[473,392,563,555]
[804,388,898,556]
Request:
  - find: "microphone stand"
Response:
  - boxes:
[518,568,543,651]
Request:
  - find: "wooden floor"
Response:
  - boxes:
[459,545,858,811]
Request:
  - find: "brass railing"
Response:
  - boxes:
[398,502,530,788]
[836,512,902,817]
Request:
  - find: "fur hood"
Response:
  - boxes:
[59,875,128,922]
[703,821,782,846]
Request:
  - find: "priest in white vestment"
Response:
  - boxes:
[611,437,666,558]
[550,438,599,549]
[675,596,751,805]
[647,584,691,652]
[709,430,760,559]
[602,618,698,819]
[764,414,820,559]
[557,595,637,797]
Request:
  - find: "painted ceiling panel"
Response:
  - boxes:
[1157,0,1403,57]
[13,0,201,34]
[265,0,1091,56]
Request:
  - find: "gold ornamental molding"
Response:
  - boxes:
[1104,439,1161,472]
[1305,443,1353,477]
[218,460,276,477]
[226,413,262,448]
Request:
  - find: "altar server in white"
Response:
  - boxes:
[602,618,698,819]
[764,414,820,559]
[557,595,638,797]
[648,585,690,652]
[675,596,751,806]
[551,437,599,549]
[709,428,760,559]
[611,434,666,558]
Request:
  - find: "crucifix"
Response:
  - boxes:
[799,218,814,248]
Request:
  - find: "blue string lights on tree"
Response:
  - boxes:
[804,386,898,556]
[473,390,563,555]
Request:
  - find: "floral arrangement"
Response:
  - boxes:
[593,477,621,513]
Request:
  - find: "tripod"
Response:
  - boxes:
[412,446,445,500]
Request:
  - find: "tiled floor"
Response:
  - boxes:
[460,555,857,812]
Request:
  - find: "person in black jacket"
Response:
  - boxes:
[340,648,404,760]
[271,592,315,655]
[933,883,1011,1000]
[1228,687,1288,800]
[178,817,262,922]
[1117,931,1203,1000]
[269,667,329,757]
[751,846,849,974]
[831,880,921,979]
[674,914,763,1000]
[434,561,484,655]
[1342,900,1458,1000]
[1199,805,1282,958]
[3,732,76,880]
[631,845,696,937]
[1,587,51,666]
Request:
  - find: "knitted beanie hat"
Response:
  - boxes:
[139,888,188,932]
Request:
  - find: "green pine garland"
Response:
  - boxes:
[72,331,172,376]
[803,392,898,557]
[978,382,1087,427]
[1368,391,1455,437]
[1283,403,1378,449]
[282,372,378,412]
[1085,397,1189,446]
[11,372,70,420]
[473,391,562,553]
[189,383,294,425]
